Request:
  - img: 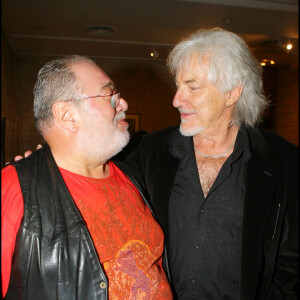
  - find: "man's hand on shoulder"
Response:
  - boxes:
[13,144,43,162]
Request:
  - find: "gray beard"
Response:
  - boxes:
[179,121,204,137]
[98,113,130,161]
[79,111,130,163]
[106,128,130,159]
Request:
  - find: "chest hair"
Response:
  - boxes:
[195,155,228,198]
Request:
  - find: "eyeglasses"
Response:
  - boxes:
[71,90,122,108]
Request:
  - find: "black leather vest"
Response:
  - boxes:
[5,145,151,300]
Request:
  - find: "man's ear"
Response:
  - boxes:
[225,82,244,107]
[52,101,79,132]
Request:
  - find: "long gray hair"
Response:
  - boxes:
[33,55,95,134]
[167,27,268,127]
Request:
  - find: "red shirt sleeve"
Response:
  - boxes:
[1,165,24,298]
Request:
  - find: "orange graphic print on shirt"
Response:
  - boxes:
[104,241,159,299]
[60,162,172,299]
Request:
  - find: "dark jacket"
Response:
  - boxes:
[126,125,298,300]
[5,145,153,300]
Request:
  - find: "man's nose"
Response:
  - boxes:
[173,88,185,108]
[116,98,128,112]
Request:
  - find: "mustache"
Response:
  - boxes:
[114,111,126,122]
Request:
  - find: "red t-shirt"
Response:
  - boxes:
[2,162,172,299]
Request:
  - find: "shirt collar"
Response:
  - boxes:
[167,123,252,162]
[167,128,193,159]
[230,123,252,164]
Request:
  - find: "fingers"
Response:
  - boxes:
[24,150,33,158]
[14,150,33,161]
[12,145,41,162]
[14,155,24,161]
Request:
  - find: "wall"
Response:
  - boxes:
[98,58,179,132]
[13,55,179,154]
[1,33,18,166]
[3,54,298,160]
[260,61,298,146]
[260,66,277,131]
[1,34,16,119]
[275,66,299,145]
[13,56,51,155]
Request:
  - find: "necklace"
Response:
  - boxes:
[194,141,235,158]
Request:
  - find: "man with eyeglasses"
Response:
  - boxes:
[1,55,173,299]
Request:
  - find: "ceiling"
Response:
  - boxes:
[2,0,299,67]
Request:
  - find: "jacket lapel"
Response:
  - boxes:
[151,130,182,235]
[240,128,277,299]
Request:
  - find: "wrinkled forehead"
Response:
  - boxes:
[176,52,210,82]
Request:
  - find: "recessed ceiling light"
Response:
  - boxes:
[85,25,117,37]
[150,47,159,59]
[259,38,296,54]
[285,43,293,51]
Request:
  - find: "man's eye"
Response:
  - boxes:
[102,87,115,95]
[109,88,117,95]
[104,90,114,96]
[189,86,199,91]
